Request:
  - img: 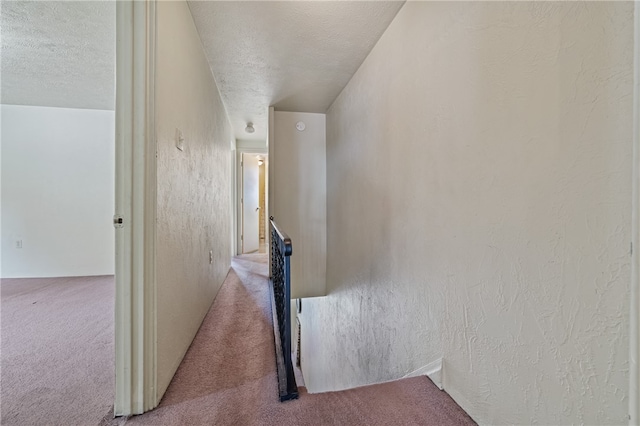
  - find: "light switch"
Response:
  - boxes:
[176,128,185,151]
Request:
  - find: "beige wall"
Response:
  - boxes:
[271,111,327,299]
[155,0,233,398]
[1,105,115,278]
[301,2,633,424]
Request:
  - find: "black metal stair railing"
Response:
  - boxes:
[269,217,298,401]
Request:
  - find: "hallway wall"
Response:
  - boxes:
[155,0,233,398]
[301,2,633,424]
[271,111,327,298]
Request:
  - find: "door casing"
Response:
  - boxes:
[235,143,268,255]
[114,0,158,416]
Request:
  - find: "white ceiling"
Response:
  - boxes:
[1,1,404,141]
[188,1,404,141]
[1,1,115,110]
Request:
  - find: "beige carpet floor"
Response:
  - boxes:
[1,275,115,426]
[127,254,476,425]
[0,256,475,425]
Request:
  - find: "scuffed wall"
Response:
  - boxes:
[155,0,233,398]
[301,2,633,424]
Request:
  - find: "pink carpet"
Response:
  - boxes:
[128,255,476,425]
[1,275,115,426]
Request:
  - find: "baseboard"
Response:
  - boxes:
[402,358,443,390]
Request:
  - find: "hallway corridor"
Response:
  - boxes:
[127,255,475,425]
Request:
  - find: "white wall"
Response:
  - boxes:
[270,111,326,299]
[155,0,234,398]
[1,104,115,278]
[301,2,633,425]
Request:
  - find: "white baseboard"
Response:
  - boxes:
[402,358,443,390]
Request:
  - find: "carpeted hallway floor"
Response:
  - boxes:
[1,256,475,425]
[127,254,476,425]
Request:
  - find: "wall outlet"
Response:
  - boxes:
[15,239,22,249]
[209,250,213,264]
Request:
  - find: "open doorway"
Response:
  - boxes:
[0,2,117,423]
[240,153,268,254]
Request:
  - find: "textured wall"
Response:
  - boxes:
[301,2,633,424]
[155,0,233,398]
[1,105,115,278]
[271,111,327,299]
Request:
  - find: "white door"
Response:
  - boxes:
[242,153,260,253]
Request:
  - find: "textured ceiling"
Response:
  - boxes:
[0,1,403,139]
[188,1,404,141]
[1,1,115,110]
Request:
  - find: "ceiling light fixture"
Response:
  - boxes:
[245,122,255,134]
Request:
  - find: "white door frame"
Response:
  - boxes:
[114,0,158,416]
[235,143,268,255]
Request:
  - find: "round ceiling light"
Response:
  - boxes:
[245,122,255,134]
